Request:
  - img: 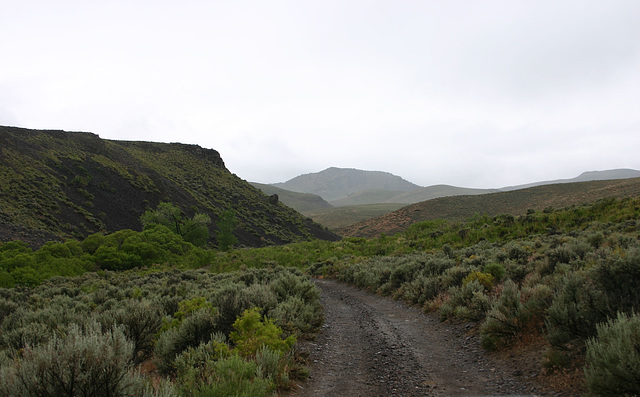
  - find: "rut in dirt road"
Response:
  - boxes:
[291,279,543,397]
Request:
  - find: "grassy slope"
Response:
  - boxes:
[339,177,640,237]
[250,182,332,213]
[304,203,405,230]
[388,185,499,204]
[0,126,338,247]
[329,189,407,206]
[330,185,499,206]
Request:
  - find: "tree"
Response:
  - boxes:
[217,209,238,251]
[140,203,211,246]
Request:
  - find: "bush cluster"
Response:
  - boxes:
[0,266,321,395]
[319,197,640,395]
[0,226,214,287]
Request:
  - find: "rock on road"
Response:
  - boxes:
[290,279,545,397]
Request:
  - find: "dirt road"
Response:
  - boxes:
[290,279,546,397]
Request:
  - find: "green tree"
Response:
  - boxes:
[217,209,238,251]
[140,202,211,246]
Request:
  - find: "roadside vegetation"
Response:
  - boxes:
[1,196,639,395]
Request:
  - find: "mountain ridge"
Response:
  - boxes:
[266,167,640,209]
[273,167,421,202]
[338,177,640,238]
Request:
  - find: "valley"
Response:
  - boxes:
[254,166,640,231]
[1,127,639,396]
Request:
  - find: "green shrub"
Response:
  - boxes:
[463,271,494,291]
[230,308,296,358]
[585,312,640,396]
[483,262,506,282]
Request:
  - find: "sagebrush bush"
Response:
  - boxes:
[480,280,524,350]
[546,271,608,347]
[255,345,282,381]
[585,312,640,396]
[187,354,273,397]
[99,298,163,363]
[269,295,323,337]
[173,332,228,382]
[209,282,253,336]
[441,266,473,289]
[0,322,145,397]
[594,247,640,314]
[440,280,490,321]
[155,306,220,373]
[395,274,441,305]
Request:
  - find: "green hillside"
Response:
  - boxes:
[329,189,407,206]
[304,203,405,230]
[339,177,640,237]
[250,182,332,213]
[387,184,499,204]
[0,126,338,247]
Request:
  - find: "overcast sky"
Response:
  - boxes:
[1,1,639,188]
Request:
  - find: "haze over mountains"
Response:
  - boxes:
[273,167,420,202]
[263,167,640,211]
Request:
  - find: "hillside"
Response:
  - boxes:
[339,177,640,237]
[250,182,332,213]
[381,184,498,205]
[0,126,338,247]
[499,168,640,191]
[304,203,405,230]
[273,167,420,202]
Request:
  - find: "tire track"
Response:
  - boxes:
[291,279,544,397]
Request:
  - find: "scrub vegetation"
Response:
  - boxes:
[1,197,639,395]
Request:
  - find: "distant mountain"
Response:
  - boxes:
[250,182,332,213]
[273,167,420,202]
[499,169,640,191]
[339,177,640,238]
[271,167,640,225]
[0,126,339,248]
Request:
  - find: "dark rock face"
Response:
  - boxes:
[0,126,340,248]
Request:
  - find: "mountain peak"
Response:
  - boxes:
[274,167,421,202]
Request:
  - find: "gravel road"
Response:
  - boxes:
[290,279,548,397]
